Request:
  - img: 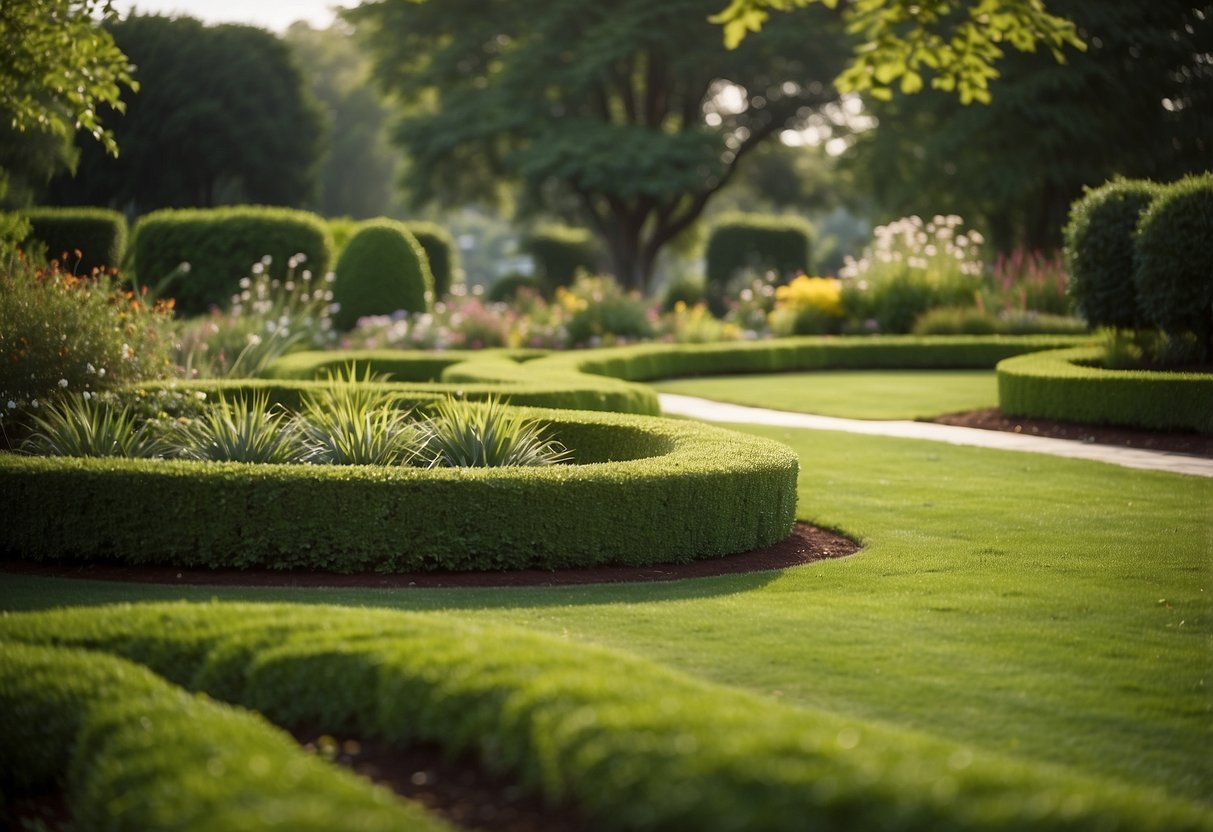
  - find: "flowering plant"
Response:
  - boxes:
[769,275,845,335]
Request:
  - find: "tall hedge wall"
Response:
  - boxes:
[705,213,813,314]
[522,225,601,294]
[130,206,333,315]
[20,206,128,273]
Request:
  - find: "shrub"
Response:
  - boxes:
[487,272,543,302]
[912,306,1001,335]
[769,275,844,336]
[522,225,601,294]
[988,249,1071,316]
[840,215,985,333]
[327,215,358,254]
[661,275,707,311]
[705,213,813,314]
[20,206,128,273]
[403,220,458,299]
[1063,178,1160,329]
[331,219,433,330]
[559,275,654,346]
[130,206,333,316]
[1132,173,1213,360]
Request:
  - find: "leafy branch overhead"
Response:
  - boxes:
[710,0,1086,104]
[0,0,137,155]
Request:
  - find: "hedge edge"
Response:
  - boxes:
[997,347,1213,434]
[2,604,1209,832]
[0,408,797,571]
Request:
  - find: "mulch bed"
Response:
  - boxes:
[930,407,1213,457]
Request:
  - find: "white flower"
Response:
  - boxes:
[301,269,312,282]
[194,391,207,400]
[98,367,106,377]
[121,343,132,360]
[178,262,191,273]
[82,391,92,401]
[247,333,263,346]
[58,378,69,388]
[261,255,273,266]
[252,263,264,275]
[87,363,96,374]
[239,277,251,289]
[31,399,39,408]
[6,400,15,410]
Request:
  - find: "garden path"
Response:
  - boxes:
[658,393,1213,478]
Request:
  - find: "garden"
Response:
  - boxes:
[2,1,1213,830]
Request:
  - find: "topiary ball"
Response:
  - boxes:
[1132,173,1213,360]
[331,219,433,331]
[1063,178,1160,330]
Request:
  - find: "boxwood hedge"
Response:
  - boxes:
[0,408,797,571]
[2,603,1209,832]
[997,347,1213,434]
[20,206,128,273]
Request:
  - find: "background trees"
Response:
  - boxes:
[349,0,852,291]
[45,15,325,215]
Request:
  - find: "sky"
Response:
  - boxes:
[110,0,354,32]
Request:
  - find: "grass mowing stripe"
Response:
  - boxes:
[652,370,998,419]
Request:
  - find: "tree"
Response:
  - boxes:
[710,0,1085,104]
[0,0,135,201]
[349,0,852,291]
[284,22,404,219]
[844,0,1212,252]
[45,15,325,214]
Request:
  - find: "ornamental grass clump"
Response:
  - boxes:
[295,364,427,466]
[170,391,305,464]
[423,396,571,468]
[18,395,174,459]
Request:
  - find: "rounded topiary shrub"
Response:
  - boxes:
[21,207,128,273]
[331,218,433,330]
[1063,178,1160,330]
[1132,173,1213,360]
[403,221,458,299]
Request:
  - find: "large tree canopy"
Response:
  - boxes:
[46,15,325,214]
[349,0,851,291]
[711,0,1086,104]
[846,0,1212,252]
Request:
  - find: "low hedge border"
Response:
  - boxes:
[0,642,452,831]
[2,603,1209,832]
[0,408,797,571]
[997,347,1213,434]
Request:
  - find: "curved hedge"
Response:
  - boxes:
[0,408,797,571]
[3,603,1209,832]
[0,642,452,832]
[997,347,1213,434]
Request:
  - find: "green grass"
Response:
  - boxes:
[653,369,998,419]
[3,426,1208,809]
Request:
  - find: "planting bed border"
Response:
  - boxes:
[997,347,1213,434]
[0,408,797,572]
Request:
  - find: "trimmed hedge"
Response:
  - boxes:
[130,206,333,315]
[2,603,1210,832]
[1064,178,1160,330]
[0,408,796,571]
[20,206,128,273]
[0,642,452,831]
[331,219,433,330]
[1132,173,1213,356]
[263,348,547,383]
[706,213,813,314]
[403,220,458,299]
[997,347,1213,434]
[522,225,601,294]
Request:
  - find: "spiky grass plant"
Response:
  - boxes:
[422,395,570,468]
[171,391,305,464]
[18,395,174,458]
[296,364,426,466]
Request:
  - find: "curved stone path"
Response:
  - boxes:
[658,393,1213,479]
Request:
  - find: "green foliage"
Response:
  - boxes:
[1063,178,1160,330]
[661,275,707,311]
[913,306,1086,337]
[562,275,655,346]
[487,272,543,302]
[0,251,175,424]
[331,219,433,330]
[130,205,333,316]
[170,391,306,464]
[997,346,1213,433]
[0,0,136,162]
[0,642,453,831]
[403,220,459,298]
[422,396,570,468]
[3,604,1210,832]
[712,0,1085,105]
[0,408,798,570]
[1132,173,1213,359]
[522,225,601,294]
[705,213,813,312]
[19,206,127,272]
[296,365,426,466]
[18,394,172,458]
[43,15,325,216]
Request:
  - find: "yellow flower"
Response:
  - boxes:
[774,275,843,317]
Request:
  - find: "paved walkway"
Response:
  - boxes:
[658,393,1213,479]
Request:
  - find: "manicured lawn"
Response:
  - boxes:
[4,425,1209,808]
[653,369,998,419]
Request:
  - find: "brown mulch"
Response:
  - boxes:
[0,522,859,589]
[930,407,1213,457]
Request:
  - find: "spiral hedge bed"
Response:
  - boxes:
[998,347,1213,434]
[3,603,1208,832]
[0,408,797,572]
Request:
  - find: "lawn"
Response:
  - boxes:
[653,369,998,419]
[3,420,1209,809]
